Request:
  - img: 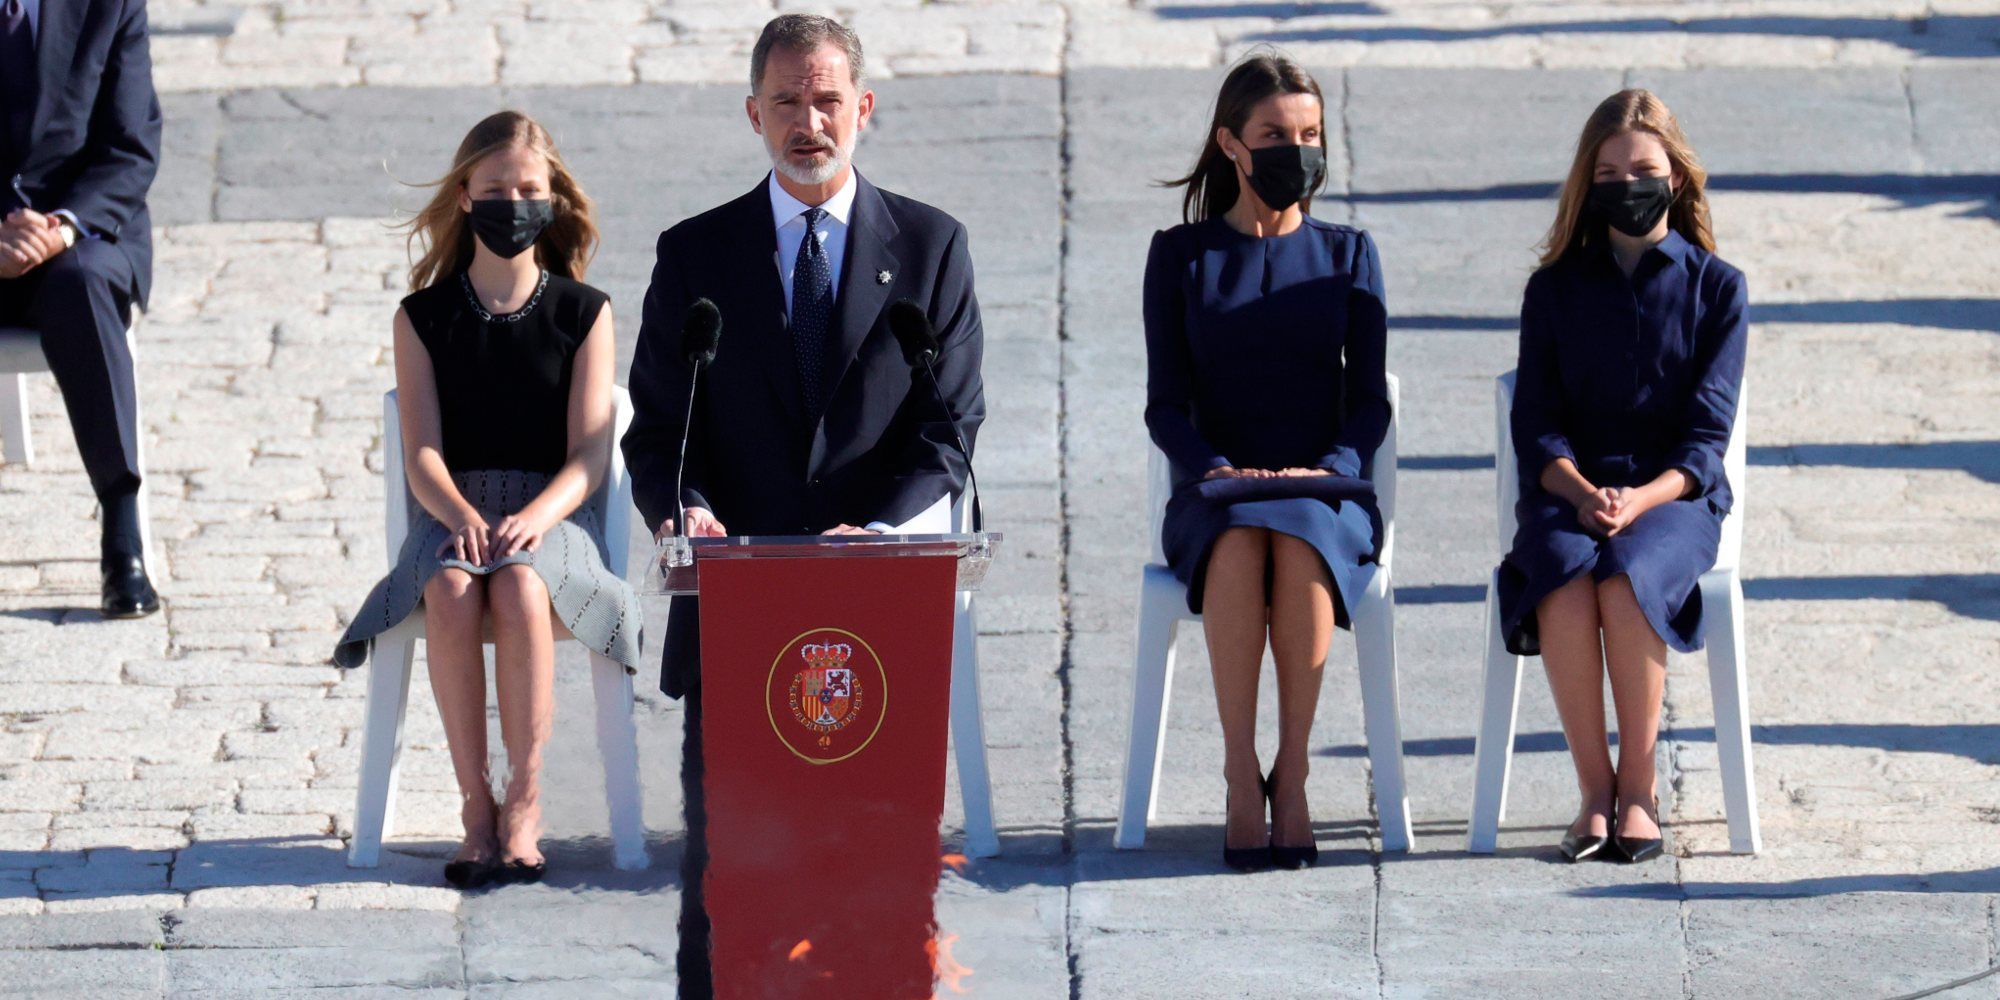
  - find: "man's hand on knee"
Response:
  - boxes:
[0,211,68,278]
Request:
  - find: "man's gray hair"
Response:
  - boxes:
[750,14,866,94]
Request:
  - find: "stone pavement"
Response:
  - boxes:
[2,3,2000,997]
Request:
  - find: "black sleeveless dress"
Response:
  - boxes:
[332,271,642,670]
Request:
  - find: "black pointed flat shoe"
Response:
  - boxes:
[443,858,496,890]
[498,858,547,884]
[1270,841,1319,870]
[1558,830,1610,863]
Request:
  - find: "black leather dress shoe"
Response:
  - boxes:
[101,555,161,619]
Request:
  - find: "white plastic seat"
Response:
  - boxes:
[0,323,157,569]
[348,388,649,870]
[948,487,1000,859]
[1465,371,1760,855]
[1114,374,1415,852]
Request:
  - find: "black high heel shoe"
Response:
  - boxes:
[1267,771,1319,870]
[1613,798,1664,864]
[1221,776,1271,872]
[1558,826,1610,863]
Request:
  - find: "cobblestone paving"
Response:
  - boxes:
[0,4,1998,996]
[143,0,2000,92]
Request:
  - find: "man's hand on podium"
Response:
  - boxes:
[656,507,728,540]
[822,524,882,536]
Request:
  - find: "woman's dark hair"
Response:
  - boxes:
[1165,52,1328,224]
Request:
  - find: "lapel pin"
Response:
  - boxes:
[877,270,893,285]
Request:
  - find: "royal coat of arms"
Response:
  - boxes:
[766,628,887,765]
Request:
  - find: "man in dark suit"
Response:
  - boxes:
[620,13,984,997]
[0,0,162,617]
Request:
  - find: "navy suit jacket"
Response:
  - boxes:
[1,0,161,306]
[622,172,985,697]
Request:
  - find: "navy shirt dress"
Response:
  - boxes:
[1142,215,1390,622]
[1497,229,1749,655]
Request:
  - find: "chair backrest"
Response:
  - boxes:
[381,386,635,578]
[1147,372,1400,572]
[1493,370,1746,573]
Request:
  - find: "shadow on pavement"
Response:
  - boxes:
[1,834,685,901]
[1573,866,2000,900]
[1318,722,2000,766]
[1228,14,2000,61]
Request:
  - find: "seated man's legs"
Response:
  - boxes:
[0,240,157,615]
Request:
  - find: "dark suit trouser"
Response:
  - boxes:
[677,681,712,999]
[0,241,141,501]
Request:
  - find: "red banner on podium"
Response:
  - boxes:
[698,551,959,999]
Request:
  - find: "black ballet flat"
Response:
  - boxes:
[1223,843,1271,872]
[498,858,547,884]
[1270,841,1319,870]
[1558,830,1610,863]
[443,858,496,890]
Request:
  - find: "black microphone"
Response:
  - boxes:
[888,299,981,533]
[675,298,722,536]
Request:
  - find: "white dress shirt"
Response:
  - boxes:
[765,171,950,535]
[770,170,857,319]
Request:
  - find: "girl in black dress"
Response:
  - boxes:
[1500,91,1746,864]
[1148,55,1390,870]
[335,112,640,887]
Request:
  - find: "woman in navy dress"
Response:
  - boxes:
[1146,54,1390,871]
[1497,90,1747,864]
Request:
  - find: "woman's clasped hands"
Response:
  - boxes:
[439,505,558,566]
[1204,465,1332,480]
[1576,486,1641,537]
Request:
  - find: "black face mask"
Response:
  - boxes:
[468,198,554,259]
[1588,177,1674,238]
[1240,142,1326,213]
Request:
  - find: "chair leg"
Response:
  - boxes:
[1115,568,1181,851]
[128,330,157,571]
[1701,570,1761,855]
[1467,572,1525,854]
[591,652,651,871]
[348,634,416,868]
[1353,565,1414,852]
[950,593,1000,859]
[0,373,30,466]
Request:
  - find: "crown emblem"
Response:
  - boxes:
[801,642,852,671]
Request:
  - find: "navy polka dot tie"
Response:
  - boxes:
[792,207,834,415]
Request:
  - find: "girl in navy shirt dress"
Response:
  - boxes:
[1498,90,1747,864]
[1146,55,1391,871]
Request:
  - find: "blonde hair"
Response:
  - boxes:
[404,111,599,292]
[1539,89,1714,268]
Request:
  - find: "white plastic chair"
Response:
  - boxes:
[1114,374,1414,852]
[0,323,158,569]
[948,488,1000,859]
[348,388,649,870]
[1466,371,1759,854]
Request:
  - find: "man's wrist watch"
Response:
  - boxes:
[55,219,77,249]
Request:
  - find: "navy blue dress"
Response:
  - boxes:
[1497,229,1748,655]
[1143,215,1390,620]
